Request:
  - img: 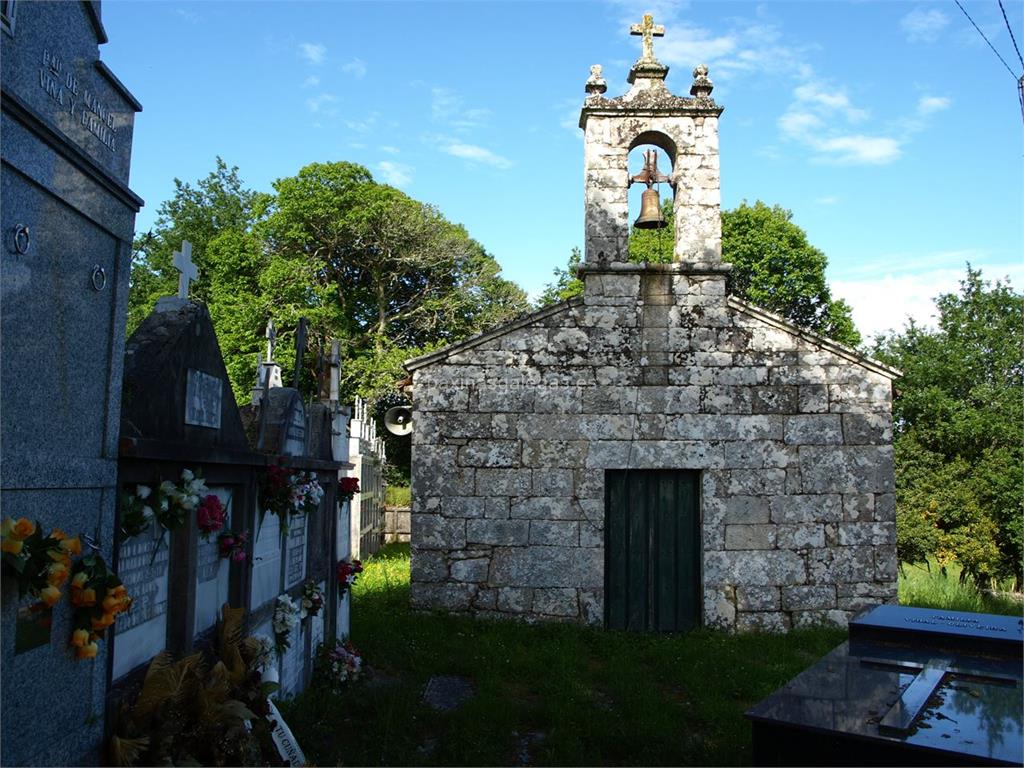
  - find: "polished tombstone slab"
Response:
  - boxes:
[746,605,1023,767]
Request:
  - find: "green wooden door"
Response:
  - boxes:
[605,470,700,632]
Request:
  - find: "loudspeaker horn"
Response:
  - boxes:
[383,405,413,436]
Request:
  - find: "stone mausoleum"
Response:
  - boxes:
[406,17,899,632]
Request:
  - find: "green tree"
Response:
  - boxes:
[537,247,584,306]
[128,158,267,331]
[721,201,860,346]
[128,159,270,401]
[874,267,1023,587]
[261,162,528,401]
[128,160,529,408]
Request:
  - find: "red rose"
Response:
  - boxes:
[197,495,226,535]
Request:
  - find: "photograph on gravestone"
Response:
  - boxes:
[1,1,143,764]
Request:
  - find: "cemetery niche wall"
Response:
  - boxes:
[1,2,143,765]
[406,17,899,632]
[114,298,355,711]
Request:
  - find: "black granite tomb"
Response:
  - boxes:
[746,605,1023,766]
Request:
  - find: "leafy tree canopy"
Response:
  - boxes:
[873,267,1022,587]
[128,159,529,409]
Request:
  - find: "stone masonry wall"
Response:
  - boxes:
[408,267,897,631]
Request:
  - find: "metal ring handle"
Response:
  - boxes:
[90,265,107,291]
[12,224,30,255]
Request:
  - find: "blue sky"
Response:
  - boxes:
[100,0,1022,339]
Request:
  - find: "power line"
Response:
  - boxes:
[953,0,1018,80]
[997,0,1024,70]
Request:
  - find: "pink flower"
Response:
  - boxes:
[197,495,226,536]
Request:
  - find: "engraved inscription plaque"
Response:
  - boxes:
[113,524,170,679]
[185,369,222,429]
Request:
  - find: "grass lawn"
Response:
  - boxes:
[283,544,845,766]
[898,558,1022,616]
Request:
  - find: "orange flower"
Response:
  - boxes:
[47,562,69,587]
[50,528,67,540]
[10,518,35,540]
[47,548,70,564]
[111,584,128,599]
[72,588,96,607]
[1,538,24,555]
[76,641,99,660]
[91,613,115,631]
[59,536,82,556]
[71,572,88,590]
[102,595,124,613]
[39,585,62,607]
[70,628,91,648]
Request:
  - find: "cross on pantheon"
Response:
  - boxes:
[630,14,665,62]
[172,240,198,299]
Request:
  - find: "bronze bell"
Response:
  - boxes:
[634,187,667,229]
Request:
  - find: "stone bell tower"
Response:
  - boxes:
[579,14,724,268]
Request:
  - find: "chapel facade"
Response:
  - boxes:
[405,17,898,631]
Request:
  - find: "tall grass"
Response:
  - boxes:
[898,558,1022,616]
[384,484,411,507]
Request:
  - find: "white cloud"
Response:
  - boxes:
[305,93,338,115]
[778,110,822,137]
[813,135,902,165]
[779,79,899,165]
[299,42,327,65]
[441,141,513,170]
[793,82,868,122]
[377,161,413,187]
[901,7,949,43]
[431,87,459,120]
[345,114,378,133]
[429,87,490,130]
[174,8,200,23]
[917,95,951,115]
[379,145,400,155]
[833,261,1024,339]
[815,196,839,205]
[303,75,320,88]
[342,58,367,78]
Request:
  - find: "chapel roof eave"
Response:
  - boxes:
[726,296,902,380]
[404,298,582,372]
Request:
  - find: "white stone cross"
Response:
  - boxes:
[172,240,197,299]
[630,14,665,62]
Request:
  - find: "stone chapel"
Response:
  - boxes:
[406,17,899,632]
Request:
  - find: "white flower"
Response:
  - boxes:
[136,485,152,500]
[142,505,154,521]
[181,468,194,482]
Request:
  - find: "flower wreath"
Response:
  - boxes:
[300,580,325,619]
[316,638,362,692]
[336,558,363,598]
[259,465,324,534]
[272,594,300,656]
[69,554,131,660]
[1,518,81,608]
